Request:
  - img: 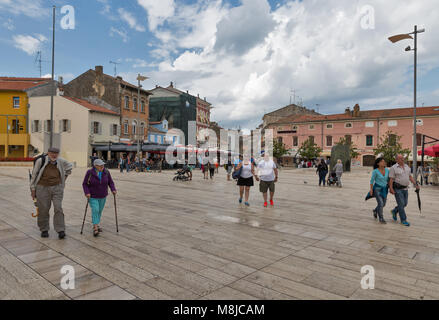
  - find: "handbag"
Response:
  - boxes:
[232,166,242,180]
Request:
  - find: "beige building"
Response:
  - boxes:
[29,95,120,167]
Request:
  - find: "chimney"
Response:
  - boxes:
[95,65,103,76]
[169,81,174,88]
[345,107,351,115]
[116,76,122,81]
[197,94,200,98]
[353,104,360,117]
[204,97,206,101]
[156,85,158,88]
[187,90,189,94]
[58,76,63,85]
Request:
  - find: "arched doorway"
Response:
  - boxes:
[363,154,376,167]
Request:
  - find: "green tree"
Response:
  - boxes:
[273,139,289,159]
[336,137,360,159]
[298,138,322,160]
[374,131,410,165]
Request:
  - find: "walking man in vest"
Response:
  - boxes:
[30,148,73,239]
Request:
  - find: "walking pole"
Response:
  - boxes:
[80,199,89,235]
[113,193,119,233]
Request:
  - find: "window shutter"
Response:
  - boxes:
[91,122,94,134]
[44,120,48,132]
[68,120,71,133]
[117,125,121,137]
[31,121,35,133]
[110,124,113,136]
[98,122,102,135]
[59,120,62,133]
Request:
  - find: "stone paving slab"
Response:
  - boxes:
[0,166,438,300]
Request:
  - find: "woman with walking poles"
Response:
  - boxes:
[82,159,117,237]
[316,158,328,186]
[369,157,389,224]
[235,156,255,207]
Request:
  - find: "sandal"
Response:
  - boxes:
[98,227,103,233]
[93,229,99,237]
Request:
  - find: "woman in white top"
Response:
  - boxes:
[235,157,255,206]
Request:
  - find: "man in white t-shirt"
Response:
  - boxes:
[255,155,278,207]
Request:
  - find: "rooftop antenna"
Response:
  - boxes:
[290,89,298,105]
[34,51,49,77]
[109,61,121,77]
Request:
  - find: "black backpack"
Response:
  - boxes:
[30,154,47,179]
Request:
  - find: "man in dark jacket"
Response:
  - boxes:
[83,159,117,236]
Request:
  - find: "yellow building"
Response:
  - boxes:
[0,78,49,159]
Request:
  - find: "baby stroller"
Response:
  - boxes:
[327,172,338,186]
[173,167,190,182]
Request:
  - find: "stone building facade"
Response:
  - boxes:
[63,66,152,144]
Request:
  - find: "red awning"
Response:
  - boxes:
[418,144,439,157]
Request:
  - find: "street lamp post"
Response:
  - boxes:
[136,74,149,161]
[388,25,425,182]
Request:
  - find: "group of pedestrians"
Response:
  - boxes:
[233,154,279,207]
[30,148,117,239]
[315,158,343,187]
[368,154,420,227]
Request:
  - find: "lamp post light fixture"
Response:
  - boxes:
[388,25,425,182]
[136,74,149,161]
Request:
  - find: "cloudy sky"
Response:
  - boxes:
[1,0,439,130]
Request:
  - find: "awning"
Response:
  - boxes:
[418,144,439,158]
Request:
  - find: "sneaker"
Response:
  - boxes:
[401,221,410,227]
[379,217,387,224]
[58,231,66,239]
[264,202,268,207]
[41,231,49,238]
[270,200,274,206]
[373,209,377,219]
[239,198,243,204]
[245,202,250,207]
[391,209,397,221]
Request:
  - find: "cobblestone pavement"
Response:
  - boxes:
[0,166,439,300]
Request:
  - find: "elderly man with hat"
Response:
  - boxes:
[82,159,117,237]
[30,148,73,239]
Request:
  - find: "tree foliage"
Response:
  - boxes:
[374,131,410,165]
[273,139,289,159]
[298,138,322,160]
[335,137,360,159]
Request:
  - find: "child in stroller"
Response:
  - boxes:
[173,165,192,181]
[327,172,338,186]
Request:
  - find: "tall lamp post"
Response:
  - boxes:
[49,5,56,148]
[388,25,425,182]
[136,74,149,160]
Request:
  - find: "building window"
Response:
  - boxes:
[345,135,352,144]
[345,122,353,128]
[326,136,333,147]
[112,124,118,136]
[133,98,138,111]
[277,137,283,144]
[388,120,397,127]
[60,119,70,133]
[293,136,298,147]
[92,121,101,134]
[389,134,396,146]
[365,121,374,128]
[124,96,130,109]
[132,120,137,135]
[32,120,40,133]
[44,120,53,133]
[141,100,145,113]
[13,97,20,109]
[326,124,333,129]
[309,124,315,130]
[309,136,314,144]
[417,133,423,146]
[366,135,373,147]
[124,121,129,134]
[292,125,298,133]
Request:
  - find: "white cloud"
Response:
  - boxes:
[12,34,47,55]
[117,8,146,32]
[142,0,439,129]
[137,0,175,31]
[2,18,15,30]
[0,0,48,18]
[109,27,129,43]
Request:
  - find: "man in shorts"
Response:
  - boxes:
[255,154,278,207]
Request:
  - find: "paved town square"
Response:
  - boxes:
[1,166,439,300]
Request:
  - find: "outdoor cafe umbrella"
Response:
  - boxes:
[415,188,422,215]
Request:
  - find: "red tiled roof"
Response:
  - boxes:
[273,106,439,125]
[0,77,50,91]
[63,96,119,115]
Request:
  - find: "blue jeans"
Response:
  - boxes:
[318,171,328,186]
[89,198,107,225]
[392,188,408,222]
[374,187,387,218]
